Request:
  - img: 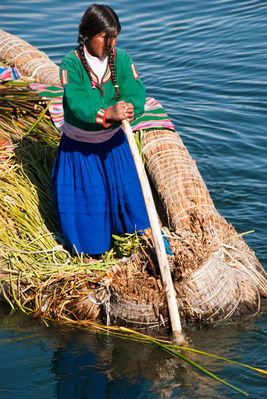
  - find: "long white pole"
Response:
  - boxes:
[122,120,182,335]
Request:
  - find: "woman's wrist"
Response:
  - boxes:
[105,105,115,121]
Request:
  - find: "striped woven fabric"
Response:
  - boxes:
[47,97,64,129]
[0,67,21,81]
[29,83,64,97]
[29,83,64,129]
[130,97,175,131]
[28,83,175,132]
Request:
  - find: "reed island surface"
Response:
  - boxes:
[0,30,266,333]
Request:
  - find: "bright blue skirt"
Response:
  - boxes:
[51,128,149,255]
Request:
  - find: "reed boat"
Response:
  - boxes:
[0,29,266,332]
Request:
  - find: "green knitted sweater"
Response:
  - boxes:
[60,47,146,131]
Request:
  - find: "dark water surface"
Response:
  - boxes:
[0,1,266,398]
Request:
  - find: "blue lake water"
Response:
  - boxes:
[0,0,266,398]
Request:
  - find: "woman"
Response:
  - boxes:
[52,4,149,255]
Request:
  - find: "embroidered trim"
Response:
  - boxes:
[102,67,111,83]
[95,107,112,128]
[90,69,98,83]
[74,50,81,61]
[74,49,112,85]
[61,70,69,85]
[101,49,115,84]
[74,50,98,83]
[131,63,139,79]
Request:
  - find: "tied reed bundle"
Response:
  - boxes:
[141,129,267,323]
[0,30,60,85]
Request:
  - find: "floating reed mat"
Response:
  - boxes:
[0,83,266,329]
[0,29,60,85]
[0,32,266,329]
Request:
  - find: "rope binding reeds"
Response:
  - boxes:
[0,29,60,85]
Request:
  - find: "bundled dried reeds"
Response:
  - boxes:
[0,30,60,85]
[140,129,267,323]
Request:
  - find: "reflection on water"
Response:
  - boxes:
[0,310,266,399]
[0,0,267,397]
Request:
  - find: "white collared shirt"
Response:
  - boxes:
[84,45,108,82]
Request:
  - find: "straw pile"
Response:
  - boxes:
[0,30,266,331]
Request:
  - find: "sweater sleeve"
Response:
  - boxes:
[117,51,146,118]
[60,54,113,128]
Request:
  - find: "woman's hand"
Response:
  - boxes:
[106,100,134,123]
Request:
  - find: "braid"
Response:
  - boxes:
[109,49,120,99]
[77,34,105,96]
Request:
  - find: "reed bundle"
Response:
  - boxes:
[140,129,267,322]
[0,30,60,85]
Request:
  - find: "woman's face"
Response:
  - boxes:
[86,30,118,58]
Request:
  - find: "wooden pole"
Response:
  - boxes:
[122,120,183,336]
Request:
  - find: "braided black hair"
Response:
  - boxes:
[77,33,105,96]
[77,4,121,98]
[108,48,120,99]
